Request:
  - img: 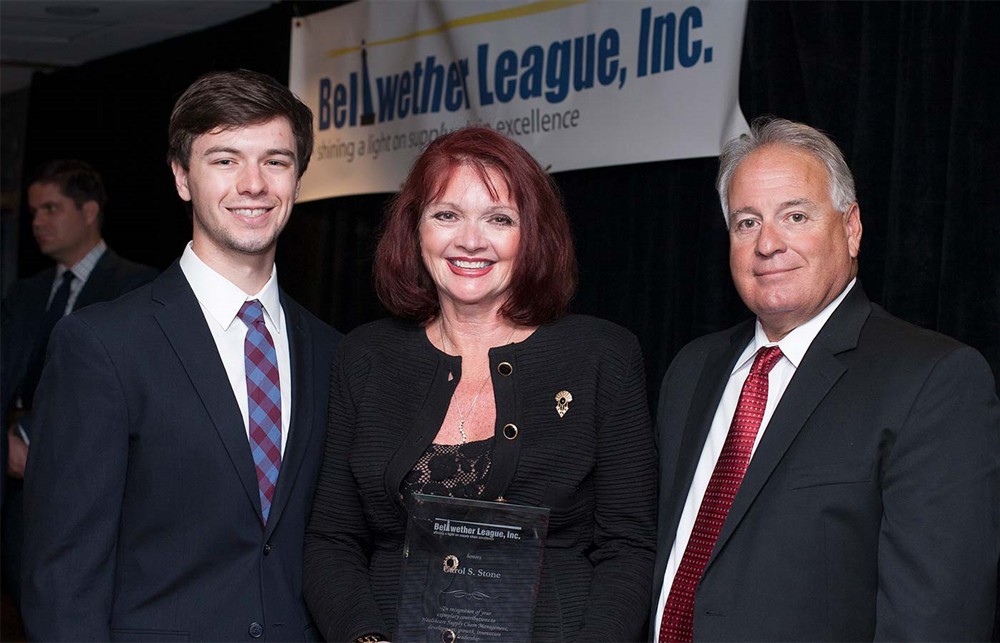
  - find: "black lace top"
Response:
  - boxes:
[401,437,493,500]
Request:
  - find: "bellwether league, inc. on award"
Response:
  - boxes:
[396,494,550,643]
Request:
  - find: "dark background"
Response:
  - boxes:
[5,0,999,401]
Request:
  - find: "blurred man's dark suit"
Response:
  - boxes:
[0,248,156,596]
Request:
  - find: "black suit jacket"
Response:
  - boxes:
[0,247,158,433]
[21,262,341,641]
[652,284,999,640]
[0,248,157,532]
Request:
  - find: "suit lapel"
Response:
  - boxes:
[28,270,56,318]
[14,269,54,334]
[652,324,753,609]
[665,329,751,540]
[151,262,263,522]
[709,285,872,566]
[263,296,315,536]
[9,271,54,386]
[23,270,54,336]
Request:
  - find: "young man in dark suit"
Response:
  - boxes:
[21,70,341,641]
[652,117,999,641]
[1,160,157,602]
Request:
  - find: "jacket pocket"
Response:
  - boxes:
[786,460,873,489]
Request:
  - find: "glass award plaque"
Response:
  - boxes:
[395,494,550,643]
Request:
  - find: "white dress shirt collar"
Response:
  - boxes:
[49,239,107,313]
[56,239,106,282]
[178,242,283,335]
[732,278,857,374]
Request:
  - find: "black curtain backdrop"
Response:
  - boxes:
[12,0,1000,401]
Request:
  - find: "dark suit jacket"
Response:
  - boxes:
[0,248,155,512]
[0,247,158,432]
[652,284,999,641]
[305,316,657,642]
[21,261,341,641]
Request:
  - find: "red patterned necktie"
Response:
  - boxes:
[238,300,282,524]
[660,345,784,642]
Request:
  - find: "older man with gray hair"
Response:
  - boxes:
[651,117,999,641]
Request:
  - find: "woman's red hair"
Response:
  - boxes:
[374,126,577,325]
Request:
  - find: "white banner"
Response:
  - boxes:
[289,0,748,200]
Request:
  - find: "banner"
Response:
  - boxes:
[289,0,749,200]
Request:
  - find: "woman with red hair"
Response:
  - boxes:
[304,127,656,642]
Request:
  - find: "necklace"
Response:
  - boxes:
[440,320,517,444]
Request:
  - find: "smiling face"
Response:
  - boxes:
[728,144,862,340]
[419,164,521,317]
[171,116,300,270]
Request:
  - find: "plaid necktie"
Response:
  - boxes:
[237,299,282,523]
[660,345,784,642]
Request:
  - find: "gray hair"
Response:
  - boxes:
[716,117,856,223]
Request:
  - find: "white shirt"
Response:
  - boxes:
[179,242,291,455]
[49,239,107,314]
[652,279,857,640]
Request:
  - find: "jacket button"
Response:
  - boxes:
[249,622,263,638]
[502,423,518,440]
[263,543,271,556]
[497,361,513,376]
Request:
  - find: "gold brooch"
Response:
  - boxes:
[443,554,459,573]
[555,390,573,417]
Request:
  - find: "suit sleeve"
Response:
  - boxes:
[875,345,1000,640]
[304,344,389,641]
[577,336,658,641]
[21,314,128,641]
